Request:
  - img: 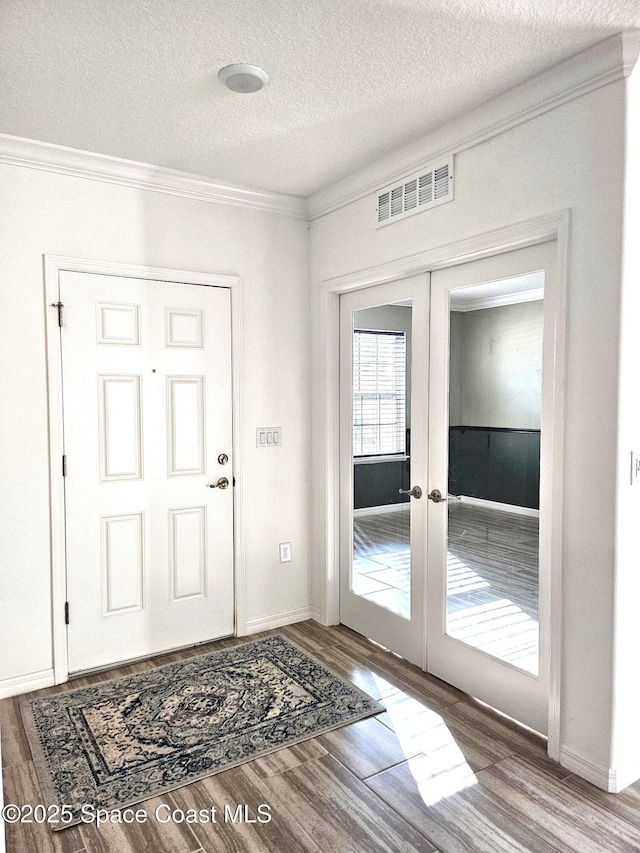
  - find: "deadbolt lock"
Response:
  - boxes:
[217,453,229,465]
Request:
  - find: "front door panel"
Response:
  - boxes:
[60,271,234,673]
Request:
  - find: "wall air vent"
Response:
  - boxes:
[376,157,454,227]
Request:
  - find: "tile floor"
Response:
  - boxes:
[3,620,640,852]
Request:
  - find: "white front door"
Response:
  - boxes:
[59,271,234,673]
[427,242,556,734]
[339,275,429,667]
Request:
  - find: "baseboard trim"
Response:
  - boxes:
[309,604,323,622]
[243,606,313,635]
[354,503,409,517]
[0,669,55,700]
[458,495,540,518]
[559,745,640,793]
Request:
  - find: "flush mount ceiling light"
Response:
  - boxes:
[218,63,269,93]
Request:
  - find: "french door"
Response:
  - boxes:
[339,275,429,667]
[58,271,235,673]
[340,242,556,734]
[427,242,555,734]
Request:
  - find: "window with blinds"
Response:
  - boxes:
[353,329,406,456]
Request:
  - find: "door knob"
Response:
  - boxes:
[399,485,422,499]
[427,489,447,503]
[208,477,229,490]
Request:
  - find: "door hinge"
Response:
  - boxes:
[62,455,67,477]
[64,601,69,625]
[51,301,64,327]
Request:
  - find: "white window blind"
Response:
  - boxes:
[353,329,406,456]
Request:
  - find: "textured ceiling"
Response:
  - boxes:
[1,0,638,197]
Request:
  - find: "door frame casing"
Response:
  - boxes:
[44,255,246,685]
[319,211,570,758]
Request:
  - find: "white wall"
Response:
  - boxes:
[451,301,544,429]
[2,28,638,794]
[611,51,640,790]
[0,162,311,692]
[309,45,639,787]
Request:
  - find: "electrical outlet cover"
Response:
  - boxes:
[279,542,292,563]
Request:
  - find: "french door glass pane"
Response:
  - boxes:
[352,303,412,619]
[446,281,542,674]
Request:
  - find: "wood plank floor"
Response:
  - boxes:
[4,620,640,852]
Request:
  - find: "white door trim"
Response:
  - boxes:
[319,210,570,759]
[44,255,246,685]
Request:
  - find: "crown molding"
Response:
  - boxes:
[309,31,640,221]
[2,31,637,223]
[452,288,544,313]
[0,134,309,220]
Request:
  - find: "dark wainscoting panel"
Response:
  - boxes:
[354,458,410,510]
[448,426,541,510]
[353,428,539,511]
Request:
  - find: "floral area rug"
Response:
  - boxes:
[21,634,382,829]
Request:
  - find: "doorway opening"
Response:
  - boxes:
[326,215,567,752]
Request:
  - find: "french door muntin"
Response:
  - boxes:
[339,275,429,668]
[339,242,555,735]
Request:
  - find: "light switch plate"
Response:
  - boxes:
[257,427,281,448]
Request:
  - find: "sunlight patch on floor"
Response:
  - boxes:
[374,678,478,805]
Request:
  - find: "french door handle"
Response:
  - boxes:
[427,488,447,503]
[208,477,229,490]
[399,485,422,499]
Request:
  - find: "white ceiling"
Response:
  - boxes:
[1,0,638,197]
